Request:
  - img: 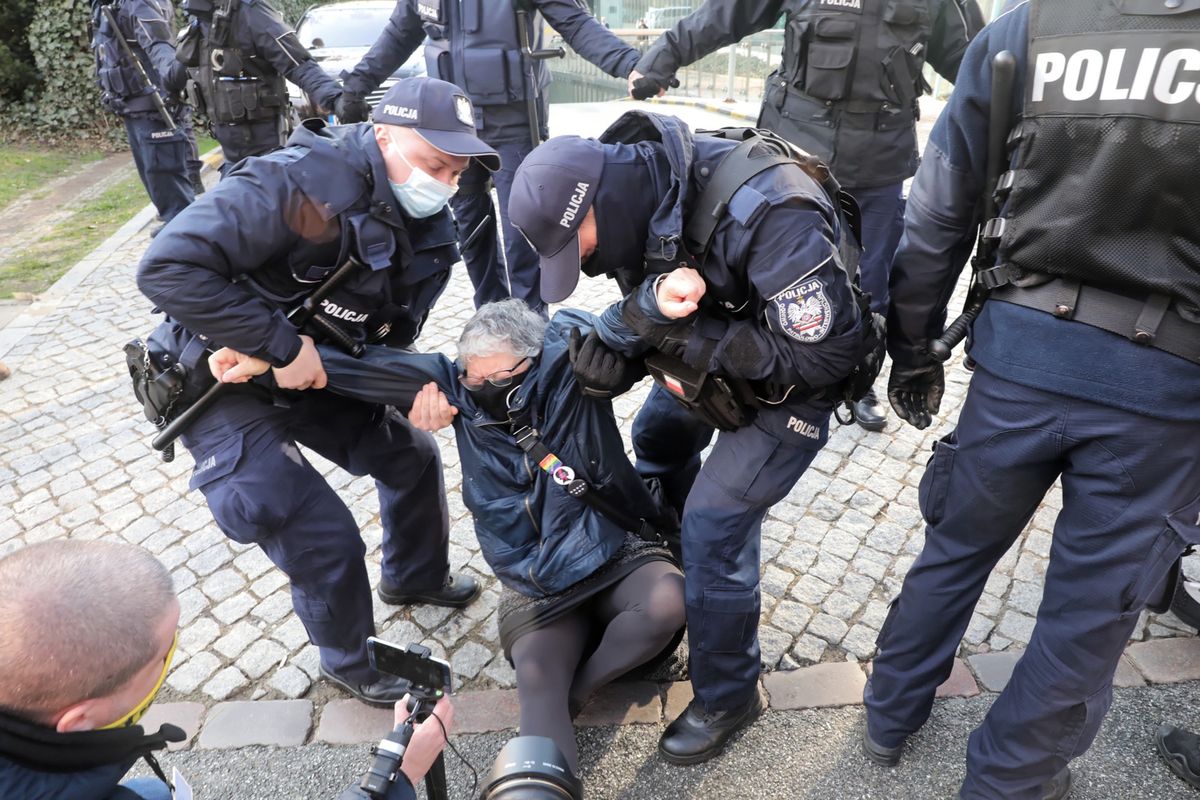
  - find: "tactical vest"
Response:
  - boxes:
[1000,0,1200,310]
[766,0,936,186]
[415,0,545,112]
[92,0,157,115]
[179,0,288,125]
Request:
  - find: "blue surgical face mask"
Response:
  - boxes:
[388,140,456,218]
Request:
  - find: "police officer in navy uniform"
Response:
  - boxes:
[176,0,345,174]
[91,0,195,232]
[630,0,983,430]
[509,112,876,764]
[136,77,495,705]
[860,1,1200,797]
[334,0,641,315]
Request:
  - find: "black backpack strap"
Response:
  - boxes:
[511,425,663,544]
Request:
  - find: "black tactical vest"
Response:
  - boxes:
[415,0,546,112]
[1000,0,1200,310]
[92,0,159,115]
[179,0,288,125]
[763,0,935,186]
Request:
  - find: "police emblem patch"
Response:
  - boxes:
[774,278,833,343]
[454,95,474,127]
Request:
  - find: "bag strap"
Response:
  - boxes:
[511,425,663,544]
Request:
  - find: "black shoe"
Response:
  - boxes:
[1040,767,1072,800]
[319,665,411,708]
[853,387,887,432]
[658,691,764,765]
[378,571,480,608]
[862,728,903,767]
[1158,724,1200,789]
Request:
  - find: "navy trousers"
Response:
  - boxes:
[182,389,451,682]
[633,386,829,711]
[124,113,193,223]
[452,139,544,314]
[864,368,1200,798]
[847,182,905,315]
[213,117,286,176]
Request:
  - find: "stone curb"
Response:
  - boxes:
[0,145,226,362]
[143,644,1186,751]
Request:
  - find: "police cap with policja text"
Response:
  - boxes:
[508,136,606,304]
[372,77,500,171]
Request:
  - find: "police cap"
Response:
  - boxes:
[373,77,500,171]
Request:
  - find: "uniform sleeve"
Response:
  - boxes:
[634,0,784,84]
[319,345,456,413]
[128,0,187,94]
[680,204,865,390]
[536,0,640,79]
[136,161,319,367]
[341,0,426,97]
[887,7,1028,365]
[246,0,343,110]
[926,0,985,82]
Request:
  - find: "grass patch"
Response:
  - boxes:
[0,145,106,210]
[197,133,219,155]
[0,172,149,298]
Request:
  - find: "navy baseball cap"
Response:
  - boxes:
[373,77,499,171]
[509,137,606,304]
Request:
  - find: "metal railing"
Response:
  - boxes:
[547,28,784,105]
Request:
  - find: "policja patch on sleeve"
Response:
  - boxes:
[773,277,833,343]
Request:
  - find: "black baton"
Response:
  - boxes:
[100,4,177,132]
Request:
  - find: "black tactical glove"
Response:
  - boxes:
[569,328,638,398]
[887,361,945,430]
[334,92,371,123]
[630,74,680,100]
[620,297,693,359]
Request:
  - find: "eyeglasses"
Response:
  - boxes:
[457,356,530,391]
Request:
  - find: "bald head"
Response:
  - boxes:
[0,540,175,722]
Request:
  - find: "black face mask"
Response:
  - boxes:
[474,372,529,421]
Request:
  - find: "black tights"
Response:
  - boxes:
[509,560,685,773]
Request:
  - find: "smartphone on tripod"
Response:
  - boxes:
[367,637,454,696]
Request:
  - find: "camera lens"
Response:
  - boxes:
[480,737,582,800]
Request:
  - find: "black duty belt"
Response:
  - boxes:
[992,278,1200,364]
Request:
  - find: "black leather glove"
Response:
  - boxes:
[620,297,693,359]
[569,327,635,398]
[334,92,371,123]
[630,74,680,100]
[887,361,945,430]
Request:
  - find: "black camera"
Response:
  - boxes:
[480,737,582,800]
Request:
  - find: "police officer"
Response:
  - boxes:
[136,77,495,705]
[91,0,195,233]
[175,0,345,173]
[861,1,1200,797]
[509,112,878,764]
[335,0,641,314]
[630,0,983,430]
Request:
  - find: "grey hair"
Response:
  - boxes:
[457,299,547,362]
[0,540,175,721]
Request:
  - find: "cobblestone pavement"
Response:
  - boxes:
[1,99,1195,714]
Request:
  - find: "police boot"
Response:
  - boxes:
[319,665,411,708]
[862,729,903,767]
[853,387,887,432]
[658,690,764,765]
[1041,767,1072,800]
[1158,724,1200,789]
[377,571,480,608]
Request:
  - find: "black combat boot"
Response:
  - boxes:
[854,386,887,431]
[1158,724,1200,789]
[658,691,764,765]
[319,665,412,707]
[377,571,481,608]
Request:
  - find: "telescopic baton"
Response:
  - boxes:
[927,50,1016,362]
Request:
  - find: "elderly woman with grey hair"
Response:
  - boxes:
[320,299,684,776]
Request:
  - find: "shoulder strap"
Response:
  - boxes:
[686,127,863,274]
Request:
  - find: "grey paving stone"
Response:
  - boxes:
[168,652,222,694]
[269,665,313,699]
[452,641,494,680]
[759,625,794,668]
[1126,638,1200,684]
[840,623,879,661]
[807,614,849,645]
[203,667,249,701]
[198,700,313,748]
[968,650,1025,692]
[213,621,262,659]
[201,568,246,602]
[315,700,393,744]
[237,640,288,680]
[763,663,866,709]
